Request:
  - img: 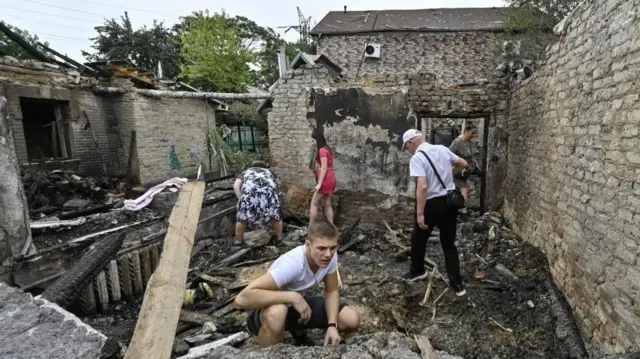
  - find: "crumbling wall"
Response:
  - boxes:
[269,65,509,228]
[1,85,111,175]
[505,0,640,354]
[131,93,216,184]
[0,87,31,283]
[317,32,500,83]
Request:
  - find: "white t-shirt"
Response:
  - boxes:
[409,142,460,199]
[268,245,338,296]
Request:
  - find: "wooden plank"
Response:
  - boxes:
[53,105,68,158]
[51,121,58,158]
[107,260,121,303]
[179,310,216,325]
[118,255,132,299]
[124,181,206,359]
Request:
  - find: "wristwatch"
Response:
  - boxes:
[327,323,337,328]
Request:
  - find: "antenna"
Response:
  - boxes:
[276,6,313,44]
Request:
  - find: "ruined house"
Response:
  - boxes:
[267,7,518,227]
[0,56,233,185]
[265,3,640,356]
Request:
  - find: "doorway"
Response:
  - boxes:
[418,116,488,212]
[19,98,71,161]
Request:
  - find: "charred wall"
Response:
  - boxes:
[269,65,510,228]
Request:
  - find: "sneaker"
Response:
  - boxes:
[401,270,429,282]
[453,283,467,297]
[290,330,315,346]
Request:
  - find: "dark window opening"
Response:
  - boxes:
[431,127,459,147]
[20,98,71,161]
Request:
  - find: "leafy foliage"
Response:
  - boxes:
[82,12,181,78]
[0,22,50,60]
[178,10,254,92]
[504,0,581,22]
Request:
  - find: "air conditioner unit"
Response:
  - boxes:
[364,43,381,58]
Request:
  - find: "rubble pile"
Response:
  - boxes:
[80,211,592,359]
[23,169,124,219]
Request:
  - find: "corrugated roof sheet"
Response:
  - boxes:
[311,7,509,35]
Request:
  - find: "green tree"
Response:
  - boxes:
[179,11,254,92]
[83,12,181,78]
[504,0,581,23]
[0,22,50,60]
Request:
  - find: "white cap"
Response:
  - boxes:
[401,129,422,150]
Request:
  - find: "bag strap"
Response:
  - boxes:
[418,150,447,190]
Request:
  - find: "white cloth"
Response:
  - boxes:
[409,143,460,199]
[123,177,188,211]
[268,245,338,295]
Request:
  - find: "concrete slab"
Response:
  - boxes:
[0,282,107,359]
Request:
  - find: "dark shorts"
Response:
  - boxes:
[246,296,347,335]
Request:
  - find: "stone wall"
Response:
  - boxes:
[505,0,640,355]
[317,31,499,84]
[269,65,509,228]
[130,93,216,184]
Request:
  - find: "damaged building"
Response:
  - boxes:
[0,2,639,359]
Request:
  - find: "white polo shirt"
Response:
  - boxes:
[409,143,460,199]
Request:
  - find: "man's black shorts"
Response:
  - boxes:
[246,296,347,335]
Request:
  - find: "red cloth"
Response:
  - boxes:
[315,147,336,195]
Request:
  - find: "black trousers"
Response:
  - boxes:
[411,195,462,285]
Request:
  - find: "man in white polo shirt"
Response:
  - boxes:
[233,216,361,347]
[400,129,469,297]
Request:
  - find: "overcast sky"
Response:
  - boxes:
[1,0,505,62]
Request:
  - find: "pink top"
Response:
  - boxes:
[317,147,334,171]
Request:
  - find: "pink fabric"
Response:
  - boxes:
[123,177,188,211]
[316,147,336,195]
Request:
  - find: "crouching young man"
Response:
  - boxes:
[233,216,361,347]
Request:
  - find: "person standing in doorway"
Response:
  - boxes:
[449,124,479,214]
[310,130,336,224]
[400,129,469,297]
[231,161,283,250]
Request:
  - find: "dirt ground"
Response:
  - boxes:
[82,210,575,359]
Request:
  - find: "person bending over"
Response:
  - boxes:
[233,216,361,347]
[231,161,283,250]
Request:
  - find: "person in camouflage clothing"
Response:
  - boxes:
[449,125,479,214]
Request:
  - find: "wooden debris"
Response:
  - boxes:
[432,287,449,306]
[124,181,206,359]
[231,255,278,268]
[211,248,251,269]
[489,317,514,333]
[242,228,271,248]
[196,273,232,286]
[419,266,438,307]
[198,206,235,225]
[136,89,271,100]
[339,234,365,253]
[183,334,213,346]
[383,220,408,250]
[414,335,436,359]
[340,217,361,244]
[176,332,250,359]
[179,310,217,326]
[494,263,519,282]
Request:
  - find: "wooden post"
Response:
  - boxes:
[54,105,68,158]
[124,180,205,359]
[126,131,137,183]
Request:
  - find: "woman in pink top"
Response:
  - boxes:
[310,131,336,224]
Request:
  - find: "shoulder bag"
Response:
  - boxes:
[418,150,466,210]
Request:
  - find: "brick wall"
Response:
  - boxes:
[269,65,509,228]
[317,31,500,84]
[505,0,640,355]
[2,83,110,175]
[131,93,216,184]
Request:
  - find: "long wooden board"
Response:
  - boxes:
[124,181,206,359]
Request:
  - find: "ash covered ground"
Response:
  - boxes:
[84,211,576,359]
